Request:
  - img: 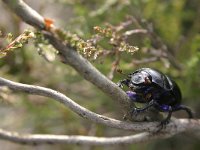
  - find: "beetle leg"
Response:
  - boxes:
[126,91,139,101]
[117,79,130,88]
[160,106,172,125]
[157,106,172,132]
[172,105,193,118]
[131,100,156,115]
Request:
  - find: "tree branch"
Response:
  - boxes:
[2,0,45,29]
[2,0,200,146]
[0,77,155,132]
[0,129,172,145]
[0,77,200,145]
[2,0,145,121]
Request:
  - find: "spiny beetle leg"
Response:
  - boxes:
[172,105,194,118]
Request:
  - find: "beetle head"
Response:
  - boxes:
[130,71,152,85]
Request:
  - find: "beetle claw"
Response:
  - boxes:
[155,119,170,132]
[133,108,138,114]
[116,82,123,88]
[131,107,142,117]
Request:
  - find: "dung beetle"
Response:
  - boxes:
[117,68,193,127]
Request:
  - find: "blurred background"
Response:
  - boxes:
[0,0,200,149]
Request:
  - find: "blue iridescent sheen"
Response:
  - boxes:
[159,104,170,112]
[117,68,193,129]
[126,91,137,101]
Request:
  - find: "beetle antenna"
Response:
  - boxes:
[116,69,130,78]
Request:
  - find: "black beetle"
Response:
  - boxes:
[117,68,193,127]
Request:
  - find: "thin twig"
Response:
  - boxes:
[124,29,148,36]
[132,57,158,65]
[128,16,182,69]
